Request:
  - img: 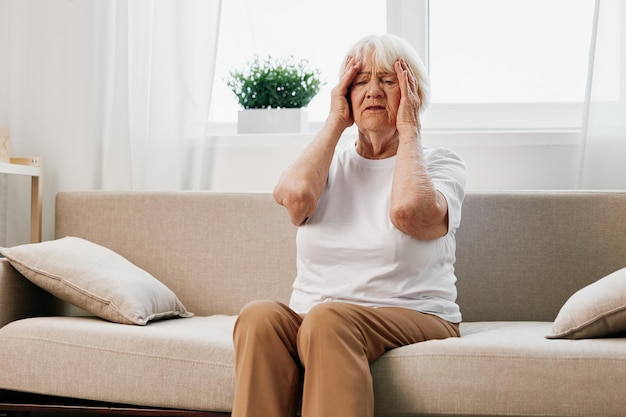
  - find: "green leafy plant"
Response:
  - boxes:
[226,55,324,109]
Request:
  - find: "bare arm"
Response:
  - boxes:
[273,57,362,225]
[390,59,449,240]
[272,121,344,226]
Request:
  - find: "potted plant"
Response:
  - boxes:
[226,55,323,133]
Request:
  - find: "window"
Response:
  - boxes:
[209,0,597,131]
[429,0,596,104]
[208,0,386,126]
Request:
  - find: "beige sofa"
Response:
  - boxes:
[1,191,626,417]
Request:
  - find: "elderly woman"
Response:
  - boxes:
[232,34,466,417]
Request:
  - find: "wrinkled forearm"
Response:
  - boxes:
[390,131,448,240]
[273,118,346,225]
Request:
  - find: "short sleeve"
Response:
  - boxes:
[425,147,467,233]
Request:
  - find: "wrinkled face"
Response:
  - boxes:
[349,52,401,134]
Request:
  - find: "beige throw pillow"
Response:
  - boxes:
[1,237,193,325]
[548,267,626,339]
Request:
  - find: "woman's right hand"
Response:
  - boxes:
[274,57,362,226]
[327,56,362,130]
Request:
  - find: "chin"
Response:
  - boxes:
[357,121,394,134]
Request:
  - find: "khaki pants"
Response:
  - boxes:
[232,300,459,417]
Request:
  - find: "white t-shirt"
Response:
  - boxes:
[288,141,467,323]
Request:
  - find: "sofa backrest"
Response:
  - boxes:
[455,191,626,321]
[55,191,626,321]
[56,192,297,317]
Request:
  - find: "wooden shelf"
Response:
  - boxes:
[0,157,42,243]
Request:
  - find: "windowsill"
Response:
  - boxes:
[201,128,582,147]
[192,128,583,192]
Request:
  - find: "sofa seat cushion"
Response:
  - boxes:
[372,321,626,417]
[1,318,625,416]
[0,315,237,412]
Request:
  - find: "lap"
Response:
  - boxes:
[304,302,458,343]
[236,300,459,361]
[299,303,458,363]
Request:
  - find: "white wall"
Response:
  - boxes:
[192,130,582,193]
[0,0,587,246]
[1,128,583,246]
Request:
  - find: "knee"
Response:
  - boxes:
[238,299,285,320]
[298,303,358,343]
[234,300,300,342]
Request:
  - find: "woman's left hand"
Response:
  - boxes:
[394,59,422,135]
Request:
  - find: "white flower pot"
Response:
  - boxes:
[237,108,308,134]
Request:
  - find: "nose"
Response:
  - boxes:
[366,79,383,98]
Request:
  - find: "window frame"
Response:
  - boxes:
[206,0,587,133]
[388,0,586,132]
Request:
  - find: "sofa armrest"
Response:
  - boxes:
[0,258,64,328]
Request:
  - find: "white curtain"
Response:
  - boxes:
[99,1,221,189]
[0,0,221,245]
[579,0,626,189]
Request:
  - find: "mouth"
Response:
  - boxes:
[364,105,386,111]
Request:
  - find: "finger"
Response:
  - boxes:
[401,59,418,92]
[395,59,410,96]
[397,59,421,110]
[343,55,355,73]
[336,57,362,94]
[404,61,419,96]
[341,56,361,82]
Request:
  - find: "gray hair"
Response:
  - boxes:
[343,34,430,112]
